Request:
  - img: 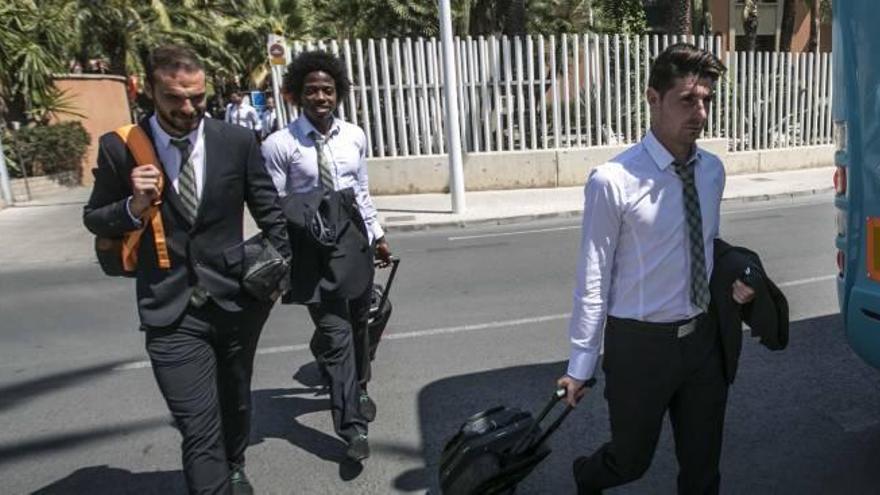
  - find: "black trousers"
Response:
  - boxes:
[145,300,271,495]
[307,285,372,442]
[574,315,728,495]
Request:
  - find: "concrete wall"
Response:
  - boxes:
[366,140,834,195]
[52,75,132,185]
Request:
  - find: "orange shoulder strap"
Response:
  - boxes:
[114,124,171,271]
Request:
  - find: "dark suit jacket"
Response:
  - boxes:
[83,117,290,328]
[281,187,373,304]
[709,238,789,383]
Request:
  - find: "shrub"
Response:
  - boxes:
[7,121,90,181]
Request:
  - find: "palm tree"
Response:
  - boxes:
[0,0,78,125]
[664,0,692,35]
[779,0,796,51]
[742,0,759,51]
[805,0,820,52]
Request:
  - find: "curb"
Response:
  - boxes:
[382,186,835,234]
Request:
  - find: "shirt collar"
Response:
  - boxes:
[149,114,203,151]
[294,114,341,141]
[643,129,701,171]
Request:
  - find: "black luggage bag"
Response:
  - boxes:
[438,379,596,495]
[367,256,399,361]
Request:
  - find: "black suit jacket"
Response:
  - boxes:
[83,117,290,328]
[281,187,373,304]
[709,238,789,383]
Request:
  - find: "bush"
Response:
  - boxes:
[7,121,90,181]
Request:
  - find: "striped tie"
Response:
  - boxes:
[170,138,199,223]
[311,132,335,190]
[673,160,711,312]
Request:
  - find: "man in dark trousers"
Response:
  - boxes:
[262,50,391,463]
[84,45,290,494]
[558,43,755,495]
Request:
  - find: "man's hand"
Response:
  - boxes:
[732,279,756,304]
[130,164,162,217]
[375,237,392,268]
[557,375,588,408]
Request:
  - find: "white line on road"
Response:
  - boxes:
[448,226,579,241]
[447,201,830,241]
[112,314,570,371]
[776,274,837,288]
[112,274,835,371]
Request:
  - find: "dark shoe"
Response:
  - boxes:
[359,392,377,422]
[345,434,370,462]
[573,456,601,495]
[230,466,254,495]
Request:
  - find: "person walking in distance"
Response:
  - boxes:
[84,44,290,494]
[558,43,755,495]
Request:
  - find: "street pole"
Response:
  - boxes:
[0,131,12,205]
[439,0,466,213]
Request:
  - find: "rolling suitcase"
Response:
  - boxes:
[367,256,400,361]
[438,379,596,495]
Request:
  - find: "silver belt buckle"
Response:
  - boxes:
[189,286,209,308]
[676,319,697,338]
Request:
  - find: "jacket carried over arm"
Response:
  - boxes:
[709,238,789,383]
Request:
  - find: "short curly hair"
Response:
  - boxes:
[282,50,350,104]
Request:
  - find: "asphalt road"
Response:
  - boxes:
[1,192,879,494]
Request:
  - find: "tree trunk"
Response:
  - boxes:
[665,0,692,35]
[779,0,795,51]
[806,0,820,52]
[503,0,526,36]
[742,0,759,52]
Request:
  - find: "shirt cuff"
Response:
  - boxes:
[567,347,600,381]
[370,221,385,242]
[125,196,144,228]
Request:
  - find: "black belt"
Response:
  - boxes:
[607,314,703,338]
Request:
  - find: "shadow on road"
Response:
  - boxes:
[0,359,134,412]
[32,465,183,494]
[250,362,366,480]
[393,313,880,494]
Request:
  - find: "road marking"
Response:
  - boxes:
[447,200,831,241]
[776,274,837,288]
[449,226,579,241]
[112,314,570,371]
[112,275,835,371]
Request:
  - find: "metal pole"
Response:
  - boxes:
[0,130,12,205]
[10,122,30,202]
[439,0,466,213]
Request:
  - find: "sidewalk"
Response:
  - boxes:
[0,166,834,235]
[374,166,835,232]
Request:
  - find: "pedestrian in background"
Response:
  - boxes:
[84,44,290,494]
[558,43,755,495]
[262,50,391,463]
[225,90,262,138]
[260,96,278,140]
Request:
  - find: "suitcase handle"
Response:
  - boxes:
[374,256,400,311]
[511,377,597,456]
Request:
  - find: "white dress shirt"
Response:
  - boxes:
[225,102,262,132]
[260,108,278,138]
[126,116,206,223]
[566,130,726,381]
[261,115,384,243]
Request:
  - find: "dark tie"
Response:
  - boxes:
[170,138,199,223]
[673,160,710,311]
[311,132,335,190]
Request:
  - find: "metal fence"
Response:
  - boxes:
[270,33,833,158]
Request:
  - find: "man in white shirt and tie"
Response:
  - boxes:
[225,90,262,136]
[558,43,755,495]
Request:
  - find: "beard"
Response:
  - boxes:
[156,106,203,136]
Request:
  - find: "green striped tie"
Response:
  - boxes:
[673,160,711,312]
[311,132,334,190]
[170,138,199,223]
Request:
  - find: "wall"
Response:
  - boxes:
[51,75,132,185]
[366,139,834,195]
